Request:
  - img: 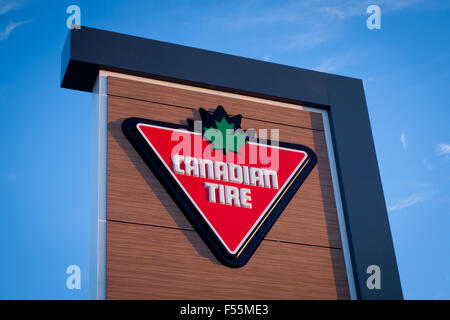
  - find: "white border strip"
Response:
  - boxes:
[98,70,357,299]
[136,123,307,255]
[321,112,357,299]
[90,74,107,300]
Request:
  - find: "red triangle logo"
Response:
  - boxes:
[122,106,316,267]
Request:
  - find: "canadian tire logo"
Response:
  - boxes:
[122,106,317,267]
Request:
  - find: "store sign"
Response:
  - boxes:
[122,106,316,267]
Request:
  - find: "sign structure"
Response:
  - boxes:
[122,106,317,267]
[61,26,404,299]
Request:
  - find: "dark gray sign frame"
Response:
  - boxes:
[61,26,403,300]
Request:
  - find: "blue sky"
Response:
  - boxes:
[0,0,449,299]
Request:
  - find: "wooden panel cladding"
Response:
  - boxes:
[105,76,350,299]
[107,76,324,131]
[107,221,350,300]
[107,95,340,248]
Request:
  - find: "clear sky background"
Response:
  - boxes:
[0,0,449,299]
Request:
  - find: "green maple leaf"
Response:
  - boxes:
[203,117,247,154]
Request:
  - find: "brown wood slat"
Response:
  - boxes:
[106,221,350,300]
[107,76,324,130]
[107,95,341,248]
